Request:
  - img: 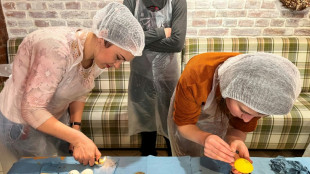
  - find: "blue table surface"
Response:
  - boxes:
[8,156,310,174]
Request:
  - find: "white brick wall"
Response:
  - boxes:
[1,0,310,38]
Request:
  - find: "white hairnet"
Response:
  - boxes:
[218,53,301,115]
[92,2,145,56]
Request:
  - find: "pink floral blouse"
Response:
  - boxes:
[0,27,103,128]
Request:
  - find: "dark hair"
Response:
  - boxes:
[216,96,230,116]
[214,95,233,125]
[104,40,113,48]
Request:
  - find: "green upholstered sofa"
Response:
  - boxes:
[5,37,310,150]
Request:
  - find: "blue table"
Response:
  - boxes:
[8,156,310,174]
[8,156,231,174]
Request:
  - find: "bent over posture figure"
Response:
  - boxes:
[0,2,144,173]
[167,52,301,173]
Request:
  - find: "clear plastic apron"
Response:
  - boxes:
[128,0,179,138]
[0,30,95,158]
[167,66,229,156]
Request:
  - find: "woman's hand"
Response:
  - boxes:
[164,28,171,38]
[230,139,251,161]
[229,140,252,174]
[72,134,101,166]
[203,134,235,164]
[36,117,101,166]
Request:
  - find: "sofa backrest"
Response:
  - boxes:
[7,37,310,93]
[7,37,23,64]
[92,63,130,93]
[182,37,310,93]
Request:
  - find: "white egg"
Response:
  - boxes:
[68,170,80,174]
[81,168,93,174]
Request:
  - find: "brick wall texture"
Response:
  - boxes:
[1,0,310,38]
[0,0,8,83]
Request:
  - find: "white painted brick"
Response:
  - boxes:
[228,0,245,9]
[207,19,222,27]
[245,0,261,9]
[212,0,228,9]
[261,0,276,9]
[239,19,254,27]
[60,11,89,19]
[48,2,64,10]
[82,20,93,28]
[50,20,66,26]
[231,28,261,36]
[67,20,81,27]
[199,28,229,36]
[270,19,285,27]
[194,1,211,9]
[295,29,310,35]
[223,19,237,27]
[300,19,310,27]
[285,19,300,27]
[31,2,47,10]
[255,19,270,27]
[18,20,33,27]
[16,2,31,10]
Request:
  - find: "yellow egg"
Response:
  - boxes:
[99,159,104,163]
[99,156,107,164]
[95,156,107,165]
[234,158,254,173]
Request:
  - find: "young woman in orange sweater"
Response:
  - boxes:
[167,52,301,173]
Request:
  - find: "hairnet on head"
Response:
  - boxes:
[92,2,145,56]
[218,53,301,115]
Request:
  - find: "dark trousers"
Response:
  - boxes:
[140,131,172,156]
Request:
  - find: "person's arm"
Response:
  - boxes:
[145,0,187,52]
[123,0,167,45]
[177,123,235,164]
[68,101,85,153]
[37,117,101,166]
[69,101,85,130]
[177,124,210,146]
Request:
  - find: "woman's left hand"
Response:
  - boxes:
[229,140,253,174]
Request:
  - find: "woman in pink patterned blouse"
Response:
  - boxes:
[0,2,144,171]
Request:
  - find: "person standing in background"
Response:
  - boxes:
[124,0,187,156]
